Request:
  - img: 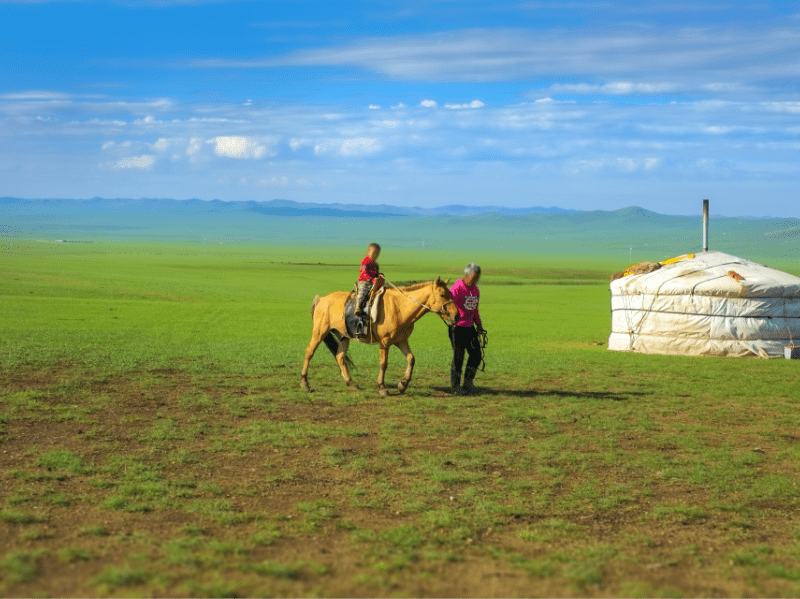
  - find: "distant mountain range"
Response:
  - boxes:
[2,197,798,268]
[1,197,576,218]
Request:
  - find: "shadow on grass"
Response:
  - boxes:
[432,386,641,401]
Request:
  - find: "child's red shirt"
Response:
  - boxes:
[358,256,380,282]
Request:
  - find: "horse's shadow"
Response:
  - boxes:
[432,387,641,402]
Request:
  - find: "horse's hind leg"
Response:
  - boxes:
[336,338,357,388]
[396,340,415,394]
[300,330,325,392]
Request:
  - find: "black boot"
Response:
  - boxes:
[463,367,478,394]
[450,369,463,395]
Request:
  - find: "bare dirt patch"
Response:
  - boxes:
[2,365,800,597]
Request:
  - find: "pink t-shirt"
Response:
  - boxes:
[450,279,481,328]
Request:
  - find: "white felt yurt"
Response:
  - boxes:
[609,251,800,358]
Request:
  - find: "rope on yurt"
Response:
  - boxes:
[622,265,710,351]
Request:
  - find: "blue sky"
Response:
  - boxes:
[1,0,799,216]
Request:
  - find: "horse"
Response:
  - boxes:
[300,277,459,396]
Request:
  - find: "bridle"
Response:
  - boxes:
[383,278,455,320]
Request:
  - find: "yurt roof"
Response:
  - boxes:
[611,251,800,299]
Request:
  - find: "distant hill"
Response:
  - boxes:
[2,197,798,269]
[1,197,576,218]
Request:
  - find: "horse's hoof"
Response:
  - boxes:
[397,382,407,394]
[379,387,389,397]
[300,380,311,392]
[346,380,359,389]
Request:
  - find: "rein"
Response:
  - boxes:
[382,278,454,317]
[477,327,488,372]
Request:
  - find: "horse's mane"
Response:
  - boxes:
[395,280,436,292]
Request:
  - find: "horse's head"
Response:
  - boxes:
[432,276,458,325]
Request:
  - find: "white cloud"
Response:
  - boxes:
[419,99,438,108]
[113,155,155,170]
[315,137,382,157]
[86,118,127,127]
[211,136,271,159]
[289,138,312,151]
[762,101,800,114]
[702,82,751,93]
[695,158,718,171]
[152,137,171,152]
[566,159,604,175]
[340,137,381,156]
[371,119,401,130]
[253,174,315,188]
[703,126,736,135]
[368,104,381,109]
[186,137,203,157]
[289,137,314,152]
[134,115,160,125]
[102,140,132,151]
[756,141,800,151]
[444,99,485,109]
[1,91,73,101]
[548,81,678,95]
[196,24,800,98]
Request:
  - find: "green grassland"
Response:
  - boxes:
[2,234,800,597]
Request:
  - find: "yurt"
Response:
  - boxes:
[609,251,800,358]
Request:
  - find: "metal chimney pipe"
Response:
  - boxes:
[702,199,709,252]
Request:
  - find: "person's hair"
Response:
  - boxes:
[368,243,381,254]
[464,263,481,277]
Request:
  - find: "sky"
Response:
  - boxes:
[1,0,799,217]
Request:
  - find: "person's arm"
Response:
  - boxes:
[474,290,484,330]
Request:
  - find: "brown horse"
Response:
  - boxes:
[300,277,459,396]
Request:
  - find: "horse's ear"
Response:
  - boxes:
[435,276,441,284]
[444,278,450,285]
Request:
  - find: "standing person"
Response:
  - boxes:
[354,243,384,332]
[449,263,485,394]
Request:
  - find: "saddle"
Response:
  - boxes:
[344,285,385,338]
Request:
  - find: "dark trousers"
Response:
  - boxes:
[355,280,372,313]
[449,325,481,374]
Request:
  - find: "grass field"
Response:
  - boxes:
[2,239,800,597]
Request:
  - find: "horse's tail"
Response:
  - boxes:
[322,330,356,371]
[311,295,355,370]
[322,331,341,357]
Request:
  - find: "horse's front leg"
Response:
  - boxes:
[396,340,415,394]
[377,345,390,397]
[336,337,358,388]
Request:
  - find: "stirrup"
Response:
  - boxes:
[355,319,367,336]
